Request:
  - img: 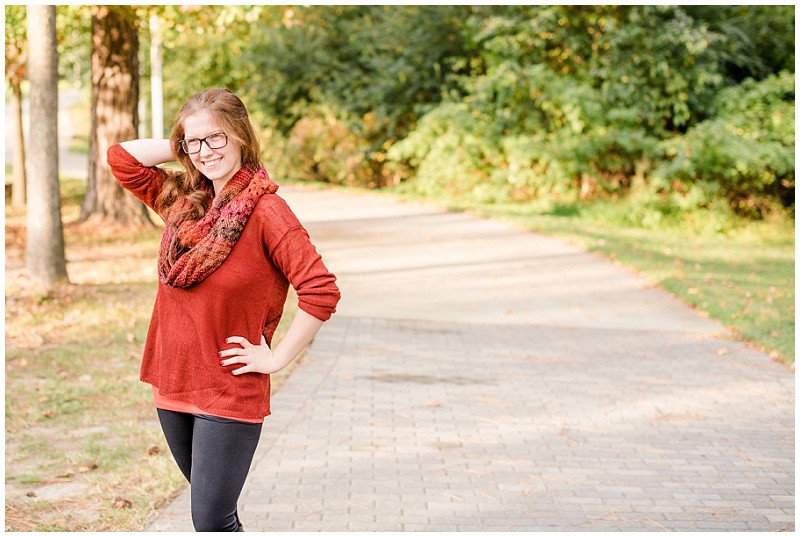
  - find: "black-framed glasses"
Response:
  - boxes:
[180,132,228,154]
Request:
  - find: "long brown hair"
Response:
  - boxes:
[156,88,262,224]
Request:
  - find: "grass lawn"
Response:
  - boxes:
[5,177,300,531]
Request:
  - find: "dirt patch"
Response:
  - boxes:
[27,480,90,501]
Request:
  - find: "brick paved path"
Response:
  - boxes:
[148,187,794,531]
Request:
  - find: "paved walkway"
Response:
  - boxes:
[148,186,794,532]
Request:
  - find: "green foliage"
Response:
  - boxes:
[159,6,271,122]
[56,6,92,85]
[593,6,725,130]
[5,5,27,85]
[685,5,795,83]
[243,6,473,187]
[261,104,377,187]
[387,5,793,218]
[388,102,502,202]
[306,6,471,138]
[40,5,793,218]
[655,71,795,217]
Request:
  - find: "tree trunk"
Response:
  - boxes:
[579,172,597,200]
[10,80,26,208]
[25,5,68,287]
[80,5,152,225]
[150,14,164,139]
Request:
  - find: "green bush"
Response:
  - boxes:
[655,71,795,217]
[388,60,660,204]
[387,103,503,202]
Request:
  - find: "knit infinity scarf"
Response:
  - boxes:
[158,165,278,288]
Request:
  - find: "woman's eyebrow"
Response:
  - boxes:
[183,130,222,139]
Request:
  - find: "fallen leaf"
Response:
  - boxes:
[26,491,37,498]
[424,402,442,408]
[716,348,729,355]
[147,445,161,456]
[78,463,99,473]
[113,496,132,509]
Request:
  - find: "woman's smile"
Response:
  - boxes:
[201,156,223,169]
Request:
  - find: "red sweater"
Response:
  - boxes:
[108,144,340,420]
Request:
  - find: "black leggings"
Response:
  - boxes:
[157,409,263,532]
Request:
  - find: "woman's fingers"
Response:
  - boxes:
[219,335,269,374]
[219,346,245,359]
[220,336,251,366]
[225,335,251,348]
[231,364,251,376]
[220,354,248,367]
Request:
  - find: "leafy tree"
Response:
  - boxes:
[56,5,92,85]
[243,5,473,186]
[159,5,271,123]
[5,5,27,207]
[591,6,725,131]
[685,5,795,83]
[95,4,792,216]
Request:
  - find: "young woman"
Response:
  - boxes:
[108,88,340,531]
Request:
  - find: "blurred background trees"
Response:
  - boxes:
[7,5,795,229]
[153,5,793,225]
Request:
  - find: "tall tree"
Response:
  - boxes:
[149,13,164,138]
[6,6,27,208]
[25,5,68,287]
[80,5,151,225]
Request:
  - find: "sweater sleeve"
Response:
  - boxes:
[107,143,167,211]
[259,196,341,322]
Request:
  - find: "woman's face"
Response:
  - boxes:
[182,110,242,186]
